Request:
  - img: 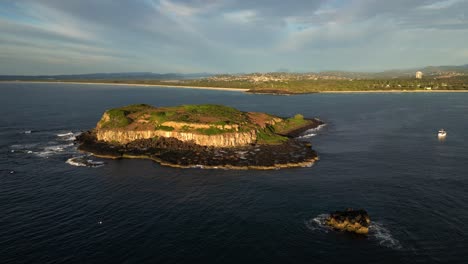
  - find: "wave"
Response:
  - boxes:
[305,213,402,250]
[10,142,76,157]
[10,129,81,158]
[66,156,105,168]
[57,132,74,137]
[305,214,330,233]
[35,143,75,157]
[57,131,81,141]
[369,222,402,250]
[297,124,326,139]
[10,143,39,154]
[297,133,317,139]
[10,143,40,150]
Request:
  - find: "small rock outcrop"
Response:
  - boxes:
[325,209,370,234]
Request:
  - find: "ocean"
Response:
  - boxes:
[1,82,467,263]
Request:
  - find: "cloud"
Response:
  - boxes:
[223,10,257,23]
[0,0,468,74]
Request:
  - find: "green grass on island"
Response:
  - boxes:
[97,104,316,144]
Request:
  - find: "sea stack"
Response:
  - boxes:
[325,209,370,234]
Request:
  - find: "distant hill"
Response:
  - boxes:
[1,64,467,81]
[319,64,468,79]
[0,72,213,81]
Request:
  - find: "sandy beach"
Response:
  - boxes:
[2,81,468,93]
[1,81,249,92]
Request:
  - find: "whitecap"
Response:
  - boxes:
[35,143,75,157]
[297,124,326,139]
[66,156,104,168]
[305,213,330,233]
[297,133,317,139]
[10,143,40,150]
[57,131,81,142]
[369,222,402,250]
[57,132,74,137]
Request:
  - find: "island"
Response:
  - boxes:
[76,104,324,169]
[325,209,371,235]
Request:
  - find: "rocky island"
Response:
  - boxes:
[76,104,323,169]
[325,209,371,235]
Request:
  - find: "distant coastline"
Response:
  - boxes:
[0,80,249,92]
[2,80,468,94]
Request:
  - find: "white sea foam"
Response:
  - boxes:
[305,214,330,233]
[10,143,40,150]
[10,143,39,154]
[297,124,326,139]
[34,143,75,157]
[297,133,317,139]
[66,156,104,168]
[11,130,80,158]
[369,222,402,250]
[56,131,79,141]
[57,132,74,137]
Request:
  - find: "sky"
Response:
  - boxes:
[1,0,468,75]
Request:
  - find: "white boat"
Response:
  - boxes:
[438,129,447,138]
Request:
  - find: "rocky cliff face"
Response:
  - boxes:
[96,129,257,147]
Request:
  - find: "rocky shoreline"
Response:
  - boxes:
[76,119,324,170]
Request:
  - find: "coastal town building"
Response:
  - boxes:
[416,71,423,79]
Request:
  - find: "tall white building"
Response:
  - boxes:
[416,71,423,79]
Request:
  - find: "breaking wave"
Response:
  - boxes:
[305,213,330,233]
[369,222,402,249]
[297,124,326,139]
[35,143,75,157]
[10,130,80,157]
[57,131,81,141]
[305,213,402,250]
[66,156,104,168]
[57,132,74,137]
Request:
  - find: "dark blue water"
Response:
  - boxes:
[1,83,467,264]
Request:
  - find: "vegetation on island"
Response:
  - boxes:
[97,104,317,144]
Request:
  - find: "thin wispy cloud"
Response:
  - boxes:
[0,0,467,74]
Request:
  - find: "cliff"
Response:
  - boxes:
[96,129,257,147]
